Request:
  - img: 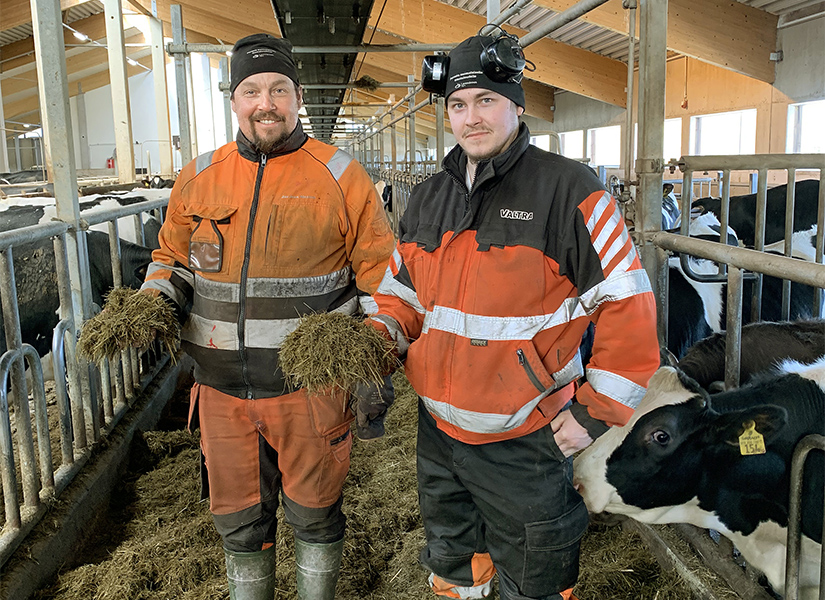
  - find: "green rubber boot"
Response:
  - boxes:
[224,546,276,600]
[294,538,344,600]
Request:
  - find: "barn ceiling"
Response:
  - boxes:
[1,0,821,144]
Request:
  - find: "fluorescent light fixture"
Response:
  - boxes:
[73,31,89,42]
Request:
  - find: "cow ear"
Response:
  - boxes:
[715,405,788,448]
[675,368,710,407]
[663,183,674,196]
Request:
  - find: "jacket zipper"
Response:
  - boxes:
[238,153,267,398]
[517,348,546,393]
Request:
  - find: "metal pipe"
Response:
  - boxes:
[0,349,21,529]
[623,0,636,185]
[489,0,534,26]
[171,5,193,166]
[436,97,445,172]
[679,154,825,171]
[648,231,825,289]
[301,82,418,89]
[51,318,74,465]
[364,98,434,140]
[22,344,54,491]
[724,266,743,390]
[782,169,797,319]
[167,43,454,55]
[519,0,612,47]
[356,84,424,140]
[751,169,769,322]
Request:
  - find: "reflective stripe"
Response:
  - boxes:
[588,193,620,253]
[245,297,358,349]
[421,353,582,434]
[142,262,195,307]
[359,295,378,315]
[579,269,651,314]
[428,574,493,600]
[376,267,426,314]
[195,150,215,176]
[182,313,239,350]
[587,368,647,409]
[422,298,585,340]
[369,314,410,356]
[326,149,353,181]
[194,267,352,303]
[146,261,195,287]
[600,227,633,272]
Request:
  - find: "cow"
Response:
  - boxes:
[678,319,825,390]
[667,213,821,359]
[692,179,820,247]
[573,359,825,599]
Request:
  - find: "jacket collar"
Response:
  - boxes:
[235,120,308,162]
[442,122,531,189]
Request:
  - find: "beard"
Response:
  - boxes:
[247,111,293,154]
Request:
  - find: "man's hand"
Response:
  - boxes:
[550,409,593,457]
[352,374,395,440]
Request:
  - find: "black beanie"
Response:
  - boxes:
[230,33,300,93]
[445,36,525,108]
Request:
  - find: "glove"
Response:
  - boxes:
[352,374,395,440]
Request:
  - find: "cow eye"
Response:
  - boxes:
[651,430,670,445]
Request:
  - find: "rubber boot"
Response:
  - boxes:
[224,546,276,600]
[294,537,344,600]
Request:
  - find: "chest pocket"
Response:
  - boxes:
[263,197,342,267]
[183,205,238,273]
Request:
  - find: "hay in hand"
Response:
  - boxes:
[279,312,398,393]
[77,288,179,363]
[354,75,381,92]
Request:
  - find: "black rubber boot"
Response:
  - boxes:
[224,546,276,600]
[294,537,344,600]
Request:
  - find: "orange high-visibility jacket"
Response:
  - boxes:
[370,124,659,445]
[142,126,395,399]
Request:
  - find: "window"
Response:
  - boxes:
[689,109,756,155]
[559,130,584,159]
[786,99,825,153]
[631,118,683,163]
[586,125,621,167]
[530,135,551,152]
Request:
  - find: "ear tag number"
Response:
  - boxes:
[738,420,766,456]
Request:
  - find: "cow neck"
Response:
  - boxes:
[442,122,531,195]
[235,121,308,162]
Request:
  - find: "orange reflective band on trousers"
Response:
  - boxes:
[192,383,354,514]
[430,553,496,598]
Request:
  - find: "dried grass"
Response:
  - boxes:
[77,288,179,363]
[354,76,381,92]
[279,313,398,393]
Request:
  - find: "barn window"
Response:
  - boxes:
[786,99,825,153]
[530,135,551,151]
[633,118,683,163]
[586,125,621,167]
[689,109,757,155]
[559,130,585,159]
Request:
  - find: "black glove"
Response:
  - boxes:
[352,374,395,440]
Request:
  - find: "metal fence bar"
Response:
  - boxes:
[782,169,797,319]
[0,350,20,529]
[679,154,825,171]
[51,319,74,465]
[22,344,53,491]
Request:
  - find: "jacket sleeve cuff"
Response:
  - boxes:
[569,402,610,440]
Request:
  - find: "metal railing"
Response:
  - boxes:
[0,196,170,568]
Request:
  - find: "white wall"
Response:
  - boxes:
[774,16,825,103]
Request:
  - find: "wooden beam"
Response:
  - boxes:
[1,0,94,31]
[368,0,627,106]
[530,0,776,83]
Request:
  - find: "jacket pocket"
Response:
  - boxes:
[183,205,238,273]
[516,342,555,394]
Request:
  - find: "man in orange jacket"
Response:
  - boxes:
[139,33,394,600]
[365,30,660,600]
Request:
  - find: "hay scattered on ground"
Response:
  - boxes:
[77,288,179,363]
[32,371,712,600]
[279,313,398,393]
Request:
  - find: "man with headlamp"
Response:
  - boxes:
[366,29,660,600]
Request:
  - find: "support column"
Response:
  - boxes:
[171,5,194,166]
[636,0,668,346]
[0,78,9,173]
[103,0,136,183]
[186,54,199,157]
[76,83,91,171]
[30,0,98,441]
[436,96,445,172]
[220,57,233,144]
[407,75,416,167]
[149,3,173,176]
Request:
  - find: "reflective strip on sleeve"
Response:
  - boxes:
[376,268,426,315]
[578,269,652,315]
[586,368,647,409]
[359,295,378,315]
[326,149,353,181]
[142,262,195,308]
[369,314,411,356]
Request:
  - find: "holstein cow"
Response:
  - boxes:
[678,319,825,389]
[667,213,821,359]
[574,359,825,599]
[692,179,820,247]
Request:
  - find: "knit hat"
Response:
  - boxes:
[230,33,300,93]
[445,35,525,108]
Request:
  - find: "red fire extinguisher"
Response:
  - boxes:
[106,158,115,168]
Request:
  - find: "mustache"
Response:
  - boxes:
[462,127,491,138]
[251,111,285,122]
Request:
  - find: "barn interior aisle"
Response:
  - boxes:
[30,371,738,600]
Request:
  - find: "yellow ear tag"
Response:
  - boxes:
[738,420,766,456]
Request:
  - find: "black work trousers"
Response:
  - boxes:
[416,399,589,599]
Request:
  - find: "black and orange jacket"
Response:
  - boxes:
[141,124,395,399]
[370,124,659,445]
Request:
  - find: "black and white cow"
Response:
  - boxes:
[574,359,825,599]
[692,179,820,247]
[678,319,825,389]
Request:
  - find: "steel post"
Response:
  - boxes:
[149,11,173,176]
[171,5,193,166]
[103,0,136,184]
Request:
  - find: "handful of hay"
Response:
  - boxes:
[279,312,398,393]
[77,288,180,362]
